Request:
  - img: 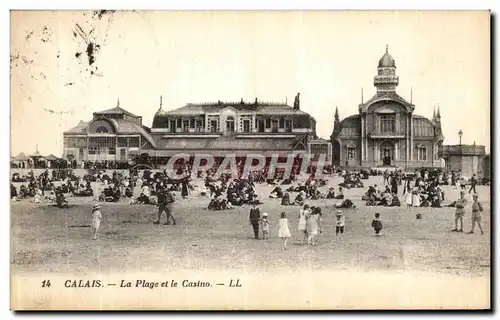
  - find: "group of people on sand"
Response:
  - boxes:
[248,202,387,250]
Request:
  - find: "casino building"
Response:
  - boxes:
[63,94,318,167]
[330,46,445,170]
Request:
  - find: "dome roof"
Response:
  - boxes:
[153,96,168,118]
[154,108,168,117]
[378,45,396,68]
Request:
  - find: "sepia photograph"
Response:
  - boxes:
[9,10,491,310]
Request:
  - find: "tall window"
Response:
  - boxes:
[226,116,235,133]
[347,147,356,160]
[279,117,285,129]
[285,120,292,132]
[271,120,279,133]
[182,120,189,132]
[380,115,395,133]
[210,120,218,133]
[417,146,427,161]
[196,120,203,132]
[243,120,251,133]
[265,118,271,129]
[258,120,265,132]
[169,120,176,133]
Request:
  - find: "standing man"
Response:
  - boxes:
[390,175,398,195]
[469,174,478,194]
[249,203,261,239]
[155,184,176,225]
[452,191,468,232]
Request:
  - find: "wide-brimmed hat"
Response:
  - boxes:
[262,212,268,217]
[93,203,102,210]
[473,193,479,198]
[336,210,343,215]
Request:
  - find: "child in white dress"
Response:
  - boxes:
[260,213,270,240]
[278,212,291,250]
[298,204,309,245]
[411,188,421,207]
[306,210,322,245]
[92,203,102,240]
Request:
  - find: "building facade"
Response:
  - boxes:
[330,47,444,170]
[308,139,332,163]
[63,94,317,166]
[440,144,487,178]
[63,100,156,164]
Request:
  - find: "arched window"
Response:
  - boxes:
[96,126,109,133]
[88,119,115,134]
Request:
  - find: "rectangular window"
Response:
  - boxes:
[265,118,271,129]
[285,120,292,132]
[117,137,127,147]
[258,120,265,132]
[380,115,395,133]
[128,137,139,148]
[271,120,279,133]
[176,119,182,128]
[108,147,116,155]
[170,120,176,133]
[347,147,356,160]
[79,148,84,158]
[418,147,427,161]
[243,120,250,132]
[183,120,189,132]
[279,118,285,128]
[210,120,218,133]
[196,120,203,132]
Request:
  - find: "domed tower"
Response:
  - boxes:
[374,45,399,93]
[152,95,168,128]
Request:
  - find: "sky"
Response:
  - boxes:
[10,10,490,157]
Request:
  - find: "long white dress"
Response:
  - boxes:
[404,191,413,206]
[411,189,421,207]
[278,218,291,238]
[298,209,308,232]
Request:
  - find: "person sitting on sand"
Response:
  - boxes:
[326,187,336,199]
[294,191,306,206]
[334,186,344,199]
[281,192,291,206]
[269,186,283,199]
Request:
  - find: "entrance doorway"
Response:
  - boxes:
[379,141,394,166]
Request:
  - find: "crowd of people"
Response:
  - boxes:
[11,165,486,243]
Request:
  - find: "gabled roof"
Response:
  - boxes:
[63,119,156,148]
[94,106,139,118]
[359,91,414,113]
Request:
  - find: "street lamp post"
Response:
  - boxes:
[458,129,464,175]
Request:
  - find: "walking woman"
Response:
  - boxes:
[298,204,309,245]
